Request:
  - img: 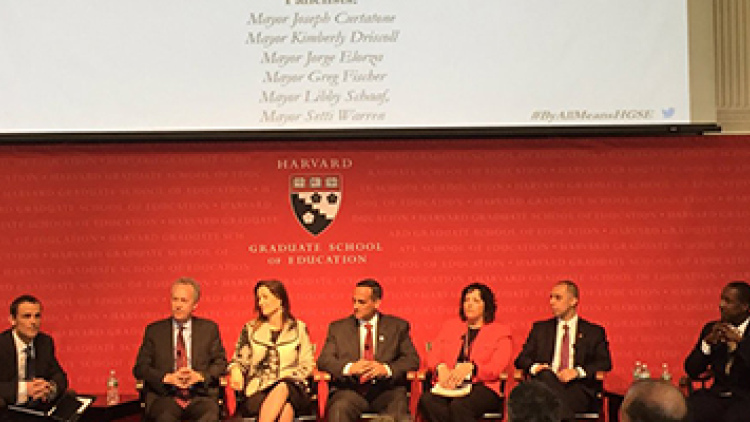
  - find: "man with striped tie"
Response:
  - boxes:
[515,281,612,422]
[133,278,227,422]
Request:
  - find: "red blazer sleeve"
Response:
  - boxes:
[427,319,462,371]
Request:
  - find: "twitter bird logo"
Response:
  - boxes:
[662,107,676,118]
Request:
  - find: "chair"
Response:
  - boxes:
[678,370,713,396]
[513,369,607,421]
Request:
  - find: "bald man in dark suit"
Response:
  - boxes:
[317,279,420,422]
[515,281,611,422]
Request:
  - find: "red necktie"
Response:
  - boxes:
[176,325,187,368]
[560,324,570,370]
[363,323,374,360]
[359,323,374,388]
[175,324,190,407]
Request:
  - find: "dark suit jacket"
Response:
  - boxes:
[514,317,611,391]
[684,321,750,398]
[0,329,68,405]
[132,317,227,409]
[317,313,420,392]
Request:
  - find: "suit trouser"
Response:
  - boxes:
[688,389,750,422]
[326,386,409,422]
[534,370,591,421]
[147,396,220,422]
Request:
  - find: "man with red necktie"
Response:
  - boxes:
[317,278,420,422]
[515,280,611,422]
[133,278,227,422]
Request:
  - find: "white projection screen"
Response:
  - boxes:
[0,0,717,138]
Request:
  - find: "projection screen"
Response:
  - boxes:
[0,0,716,137]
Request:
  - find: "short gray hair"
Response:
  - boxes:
[172,277,201,302]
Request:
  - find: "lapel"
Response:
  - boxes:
[347,316,361,359]
[724,320,750,373]
[374,314,388,361]
[165,318,178,367]
[251,320,300,347]
[573,319,587,365]
[1,330,19,378]
[470,324,484,357]
[543,319,557,362]
[737,321,750,350]
[190,318,202,363]
[30,335,40,375]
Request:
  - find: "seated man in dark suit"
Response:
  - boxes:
[133,277,228,422]
[317,278,420,422]
[514,280,611,422]
[0,295,68,420]
[684,281,750,422]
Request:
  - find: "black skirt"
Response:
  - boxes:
[239,379,311,417]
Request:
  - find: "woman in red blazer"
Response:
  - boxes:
[419,283,512,422]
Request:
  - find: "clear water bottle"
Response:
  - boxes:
[660,363,672,381]
[633,361,643,380]
[641,363,651,380]
[106,369,120,405]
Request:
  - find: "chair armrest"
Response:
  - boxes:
[678,371,713,396]
[313,369,332,382]
[407,369,427,381]
[678,375,692,396]
[407,370,426,418]
[135,379,146,410]
[595,371,606,382]
[218,373,234,418]
[314,369,331,419]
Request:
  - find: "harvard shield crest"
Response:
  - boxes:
[290,174,342,236]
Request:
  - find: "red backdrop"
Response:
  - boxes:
[1,135,747,395]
